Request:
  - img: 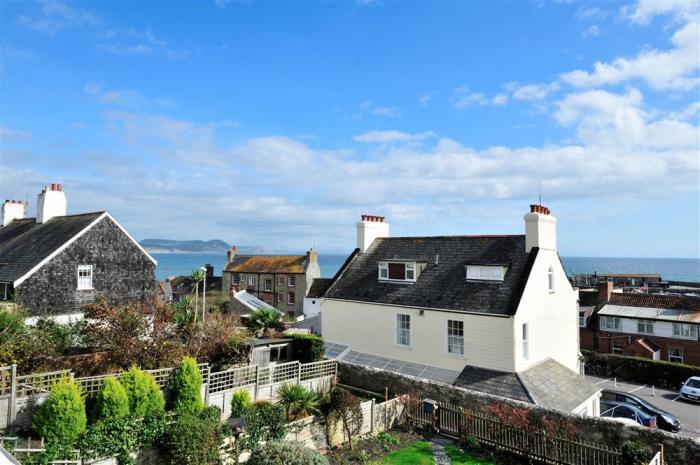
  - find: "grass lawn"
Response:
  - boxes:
[375,441,495,465]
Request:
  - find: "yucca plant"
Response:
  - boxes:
[276,383,320,420]
[249,307,283,337]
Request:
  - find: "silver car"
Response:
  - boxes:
[680,376,700,403]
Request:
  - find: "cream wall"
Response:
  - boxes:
[513,250,579,373]
[321,299,515,372]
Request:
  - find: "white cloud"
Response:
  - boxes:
[582,25,601,39]
[491,94,509,105]
[418,92,434,107]
[623,0,699,24]
[84,82,175,108]
[512,82,560,101]
[575,6,610,21]
[0,126,31,141]
[450,86,487,109]
[16,0,97,34]
[353,130,437,144]
[96,29,191,60]
[359,101,401,118]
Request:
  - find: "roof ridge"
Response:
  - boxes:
[379,234,524,240]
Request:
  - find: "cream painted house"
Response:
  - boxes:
[321,207,600,416]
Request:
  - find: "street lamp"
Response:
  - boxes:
[199,266,207,322]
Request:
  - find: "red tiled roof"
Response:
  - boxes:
[608,293,700,310]
[224,255,307,274]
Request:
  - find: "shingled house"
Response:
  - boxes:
[0,184,157,320]
[322,207,601,415]
[222,248,320,319]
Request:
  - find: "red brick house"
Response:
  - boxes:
[580,284,700,366]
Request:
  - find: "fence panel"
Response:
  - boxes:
[16,370,70,397]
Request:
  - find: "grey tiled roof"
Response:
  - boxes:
[341,349,461,385]
[519,358,600,412]
[454,365,533,403]
[324,235,537,315]
[0,212,104,283]
[307,278,333,298]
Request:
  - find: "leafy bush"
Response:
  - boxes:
[243,401,287,452]
[248,308,283,336]
[164,407,224,465]
[248,440,329,465]
[32,377,87,446]
[621,440,652,465]
[328,388,363,451]
[92,377,130,421]
[230,389,252,418]
[276,383,320,420]
[0,307,24,345]
[120,366,165,418]
[170,356,205,415]
[289,333,324,363]
[582,351,699,388]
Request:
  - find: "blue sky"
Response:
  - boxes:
[1,0,698,257]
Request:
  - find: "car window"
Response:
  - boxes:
[687,379,700,388]
[618,406,636,419]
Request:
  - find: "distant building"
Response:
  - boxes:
[581,283,700,366]
[303,278,333,318]
[167,264,222,302]
[0,184,156,319]
[222,247,320,319]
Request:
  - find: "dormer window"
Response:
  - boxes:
[378,261,417,282]
[466,265,506,281]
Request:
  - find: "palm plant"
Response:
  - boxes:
[276,383,320,420]
[189,268,205,321]
[249,307,283,337]
[172,295,195,336]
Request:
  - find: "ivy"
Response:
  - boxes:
[242,402,287,453]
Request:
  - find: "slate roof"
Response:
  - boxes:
[307,278,333,298]
[0,212,104,283]
[324,235,537,315]
[608,293,700,311]
[168,275,222,295]
[224,255,308,274]
[454,365,532,403]
[518,358,600,412]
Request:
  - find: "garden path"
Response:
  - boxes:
[430,436,453,465]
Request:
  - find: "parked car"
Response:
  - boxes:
[680,376,700,403]
[601,390,680,432]
[600,400,657,428]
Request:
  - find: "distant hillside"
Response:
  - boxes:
[140,239,231,253]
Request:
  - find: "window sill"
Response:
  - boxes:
[394,344,412,351]
[445,352,464,359]
[77,288,94,291]
[379,279,416,285]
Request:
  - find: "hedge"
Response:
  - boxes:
[290,333,324,363]
[582,350,700,389]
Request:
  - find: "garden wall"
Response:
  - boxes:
[338,361,700,465]
[582,351,700,389]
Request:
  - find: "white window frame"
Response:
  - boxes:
[395,313,411,348]
[77,265,93,290]
[232,274,240,285]
[465,265,505,281]
[579,313,586,328]
[247,275,256,287]
[288,291,295,305]
[600,316,620,331]
[276,292,284,304]
[637,319,654,335]
[446,319,464,356]
[547,266,554,292]
[288,276,295,287]
[673,323,698,339]
[522,322,529,360]
[264,279,272,292]
[378,262,388,279]
[378,261,417,283]
[611,341,624,354]
[668,347,683,364]
[277,275,284,286]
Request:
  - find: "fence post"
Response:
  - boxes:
[203,366,210,406]
[254,365,259,401]
[9,364,17,431]
[371,398,375,434]
[297,362,301,385]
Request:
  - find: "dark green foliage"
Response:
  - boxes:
[230,389,252,418]
[164,407,224,465]
[276,383,320,420]
[32,377,87,446]
[248,308,283,336]
[621,441,652,465]
[34,318,87,354]
[92,377,129,421]
[243,401,287,452]
[0,307,24,345]
[289,333,325,363]
[170,356,205,415]
[248,440,329,465]
[120,366,165,418]
[582,351,699,388]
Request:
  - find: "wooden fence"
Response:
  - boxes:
[409,399,622,465]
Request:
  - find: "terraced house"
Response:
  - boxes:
[322,207,601,416]
[222,247,320,319]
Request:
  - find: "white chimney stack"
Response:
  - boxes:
[37,183,67,224]
[524,204,557,252]
[356,214,390,253]
[1,200,26,227]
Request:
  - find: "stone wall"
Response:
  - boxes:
[338,361,700,465]
[17,216,156,316]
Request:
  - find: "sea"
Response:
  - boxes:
[152,253,700,283]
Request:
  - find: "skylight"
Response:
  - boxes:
[466,265,506,281]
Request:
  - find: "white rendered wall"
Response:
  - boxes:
[303,297,321,317]
[1,202,25,227]
[37,190,67,223]
[524,212,557,252]
[322,299,515,372]
[513,249,579,373]
[356,220,390,253]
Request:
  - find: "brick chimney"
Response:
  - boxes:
[357,214,390,253]
[226,246,238,263]
[1,200,26,227]
[306,249,318,265]
[524,204,557,252]
[597,280,613,304]
[37,183,67,224]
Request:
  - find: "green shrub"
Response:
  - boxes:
[248,440,329,465]
[0,307,24,345]
[230,389,252,418]
[582,351,699,388]
[32,377,87,446]
[276,383,320,420]
[243,401,287,453]
[164,407,224,465]
[289,333,324,363]
[120,366,165,418]
[92,377,130,421]
[621,440,652,465]
[170,356,205,415]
